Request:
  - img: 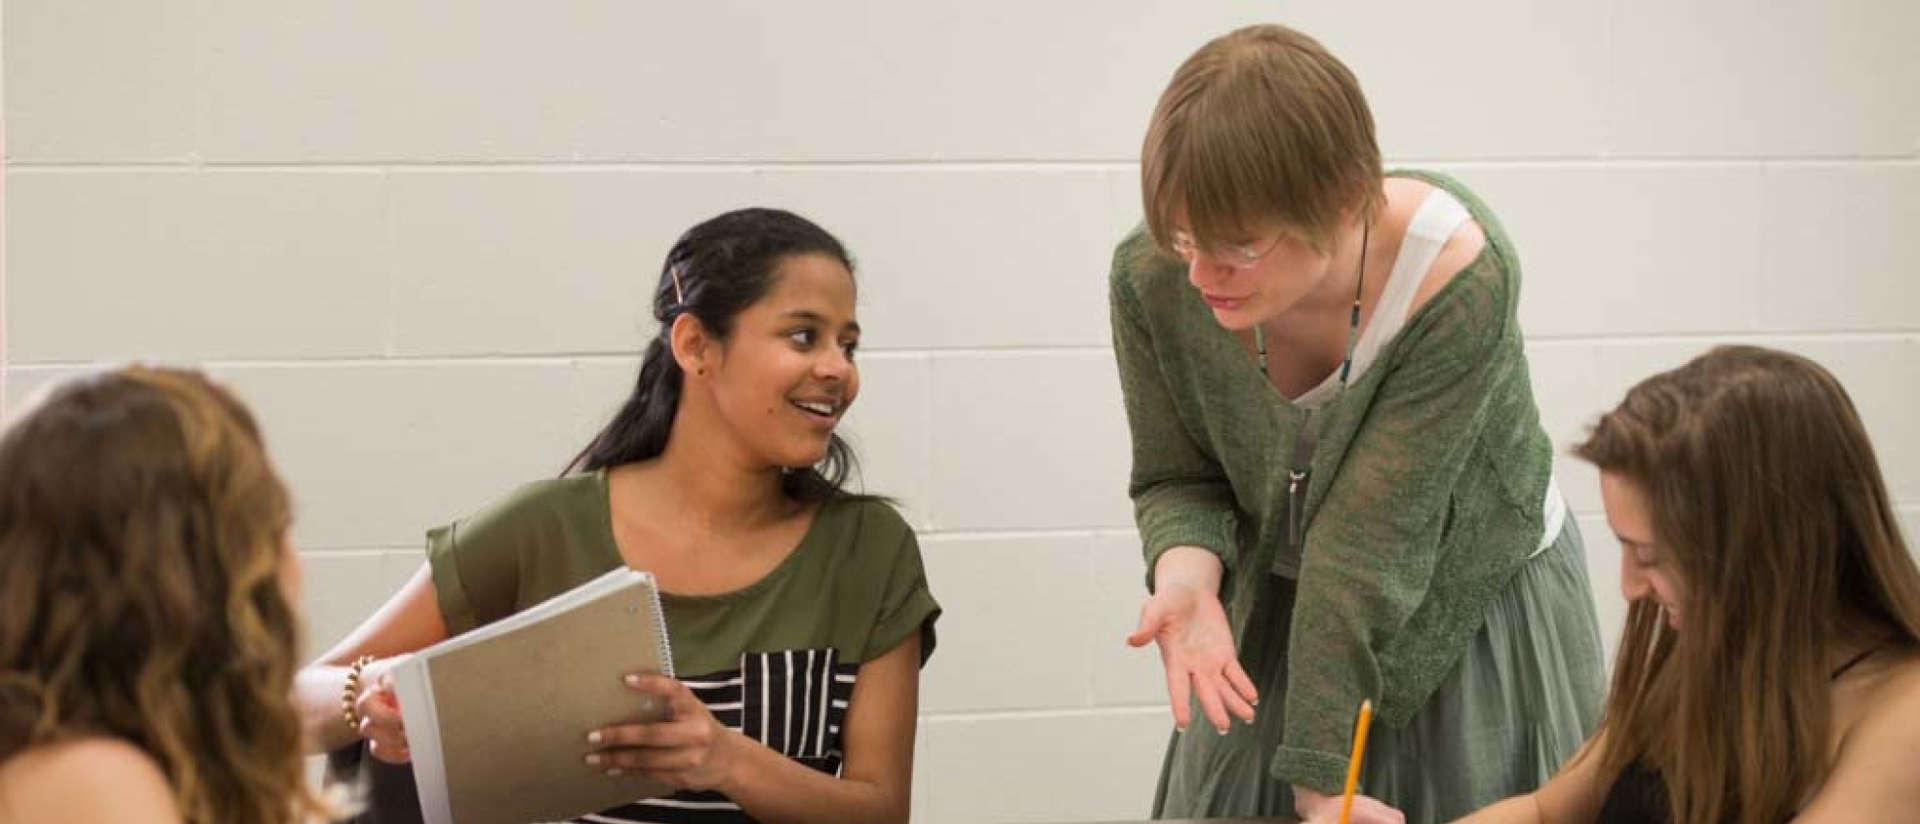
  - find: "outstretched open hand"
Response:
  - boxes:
[1128,581,1259,734]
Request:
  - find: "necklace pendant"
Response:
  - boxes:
[1287,470,1307,549]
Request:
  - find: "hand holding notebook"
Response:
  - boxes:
[391,567,677,824]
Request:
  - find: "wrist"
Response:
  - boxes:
[709,725,753,795]
[340,655,376,735]
[1292,785,1332,818]
[1153,545,1224,592]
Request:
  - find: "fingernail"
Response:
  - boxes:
[1216,726,1229,736]
[623,674,641,687]
[586,731,602,744]
[604,767,624,777]
[584,754,602,766]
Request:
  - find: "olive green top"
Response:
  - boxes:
[428,469,939,677]
[1110,169,1554,792]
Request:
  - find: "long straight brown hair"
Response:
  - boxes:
[1575,345,1920,824]
[0,367,331,824]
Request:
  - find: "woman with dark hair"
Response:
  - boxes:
[1444,346,1920,824]
[0,366,330,824]
[297,208,940,824]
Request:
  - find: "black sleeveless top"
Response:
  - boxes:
[1594,643,1886,824]
[1595,760,1670,824]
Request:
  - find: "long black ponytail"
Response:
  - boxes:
[566,208,866,504]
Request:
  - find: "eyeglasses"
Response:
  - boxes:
[1169,231,1282,270]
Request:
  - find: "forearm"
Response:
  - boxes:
[293,665,360,753]
[1272,593,1389,792]
[715,731,907,824]
[1449,793,1543,824]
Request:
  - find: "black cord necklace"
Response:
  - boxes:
[1255,219,1370,551]
[1253,219,1370,389]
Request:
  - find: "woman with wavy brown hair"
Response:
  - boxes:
[1447,345,1920,824]
[0,366,330,824]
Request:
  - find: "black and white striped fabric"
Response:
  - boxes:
[579,649,858,823]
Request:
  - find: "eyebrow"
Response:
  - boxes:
[780,309,860,334]
[1615,535,1655,551]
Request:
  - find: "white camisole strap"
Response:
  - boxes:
[1291,188,1470,406]
[1346,188,1472,376]
[1292,187,1566,555]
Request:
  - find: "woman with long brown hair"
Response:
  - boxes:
[1445,345,1920,824]
[0,367,329,824]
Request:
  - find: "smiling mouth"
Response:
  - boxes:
[790,399,840,419]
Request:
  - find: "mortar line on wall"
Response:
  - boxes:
[6,330,1912,373]
[6,157,1917,173]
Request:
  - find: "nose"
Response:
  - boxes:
[814,346,855,382]
[1186,256,1233,291]
[1619,554,1650,602]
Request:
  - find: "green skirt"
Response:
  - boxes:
[1152,520,1607,824]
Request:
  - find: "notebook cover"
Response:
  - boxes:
[411,571,675,824]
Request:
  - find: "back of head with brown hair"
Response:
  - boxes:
[1141,23,1385,257]
[1575,345,1920,824]
[0,366,329,824]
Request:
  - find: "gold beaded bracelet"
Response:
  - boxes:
[341,654,377,734]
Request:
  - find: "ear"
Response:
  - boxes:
[669,314,712,377]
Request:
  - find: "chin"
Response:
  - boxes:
[776,445,832,471]
[1208,306,1259,331]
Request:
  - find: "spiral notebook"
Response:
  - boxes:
[391,567,677,824]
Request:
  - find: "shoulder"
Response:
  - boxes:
[1830,649,1920,774]
[1110,222,1159,280]
[465,472,604,529]
[427,472,611,628]
[1383,171,1505,323]
[436,471,605,549]
[1809,650,1920,815]
[1850,650,1920,742]
[1109,223,1187,310]
[824,496,917,551]
[809,497,927,587]
[0,738,180,823]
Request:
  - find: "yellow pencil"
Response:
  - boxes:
[1336,699,1374,824]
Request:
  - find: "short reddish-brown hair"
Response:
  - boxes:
[1142,24,1384,255]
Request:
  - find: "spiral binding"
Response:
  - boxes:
[637,571,676,679]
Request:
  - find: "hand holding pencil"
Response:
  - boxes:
[1294,699,1405,824]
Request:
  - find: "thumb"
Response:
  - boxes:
[1127,599,1166,647]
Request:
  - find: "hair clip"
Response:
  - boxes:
[670,265,687,306]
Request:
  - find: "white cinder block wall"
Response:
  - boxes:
[5,2,1917,822]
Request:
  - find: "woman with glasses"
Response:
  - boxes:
[1112,25,1606,824]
